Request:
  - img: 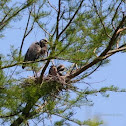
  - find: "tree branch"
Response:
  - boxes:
[92,0,111,38]
[18,8,32,60]
[100,15,126,57]
[111,0,123,29]
[58,0,84,38]
[39,60,50,84]
[66,43,126,81]
[56,0,61,39]
[47,0,58,12]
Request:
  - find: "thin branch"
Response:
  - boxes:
[58,0,84,38]
[36,20,52,36]
[107,45,126,55]
[111,0,123,29]
[84,61,102,78]
[0,111,21,118]
[47,0,58,12]
[52,113,82,125]
[0,57,50,70]
[92,0,111,38]
[0,8,13,25]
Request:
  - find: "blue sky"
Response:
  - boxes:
[1,1,126,126]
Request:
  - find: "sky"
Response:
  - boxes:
[1,1,126,126]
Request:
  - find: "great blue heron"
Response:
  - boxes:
[22,39,48,69]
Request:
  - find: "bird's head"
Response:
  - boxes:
[57,65,65,72]
[39,39,49,47]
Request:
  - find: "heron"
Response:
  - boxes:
[22,39,48,69]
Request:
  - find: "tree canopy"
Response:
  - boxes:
[0,0,126,125]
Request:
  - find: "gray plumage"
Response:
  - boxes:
[22,39,48,69]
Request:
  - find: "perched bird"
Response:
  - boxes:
[22,39,48,69]
[57,65,65,76]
